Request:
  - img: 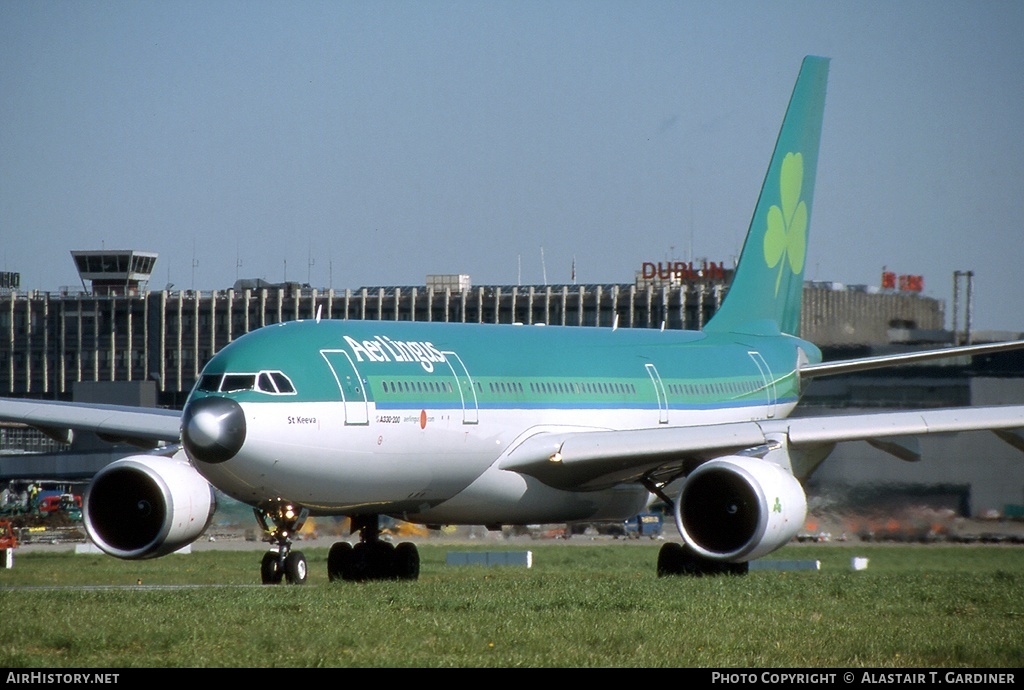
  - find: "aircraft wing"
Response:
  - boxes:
[500,405,1024,491]
[800,339,1024,378]
[0,398,181,447]
[501,421,768,490]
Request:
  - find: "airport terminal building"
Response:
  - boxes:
[2,250,1022,522]
[1,251,950,403]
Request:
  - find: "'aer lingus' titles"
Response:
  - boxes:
[344,335,447,372]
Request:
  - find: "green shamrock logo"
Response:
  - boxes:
[763,152,808,295]
[773,497,782,513]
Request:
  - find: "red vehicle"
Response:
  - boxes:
[37,493,82,515]
[0,519,17,550]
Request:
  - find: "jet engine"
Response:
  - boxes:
[674,456,806,562]
[83,450,217,559]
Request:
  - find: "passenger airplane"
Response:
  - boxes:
[3,56,1023,584]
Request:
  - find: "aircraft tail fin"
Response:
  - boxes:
[704,56,829,337]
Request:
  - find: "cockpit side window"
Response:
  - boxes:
[256,372,277,393]
[255,370,297,395]
[270,372,295,394]
[197,374,222,392]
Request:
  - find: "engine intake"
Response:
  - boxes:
[674,455,806,562]
[84,451,217,559]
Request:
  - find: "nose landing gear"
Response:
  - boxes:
[255,500,309,585]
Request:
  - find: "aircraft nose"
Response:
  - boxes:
[181,396,246,464]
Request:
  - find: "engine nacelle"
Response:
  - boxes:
[83,451,217,559]
[674,456,806,562]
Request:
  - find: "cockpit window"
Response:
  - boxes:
[220,374,257,392]
[197,374,222,392]
[270,372,295,393]
[256,372,276,393]
[195,371,295,395]
[256,371,297,395]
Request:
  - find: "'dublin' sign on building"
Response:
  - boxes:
[636,260,732,288]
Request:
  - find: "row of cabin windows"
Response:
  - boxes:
[380,380,455,395]
[667,380,762,397]
[377,378,763,399]
[380,378,635,398]
[378,379,642,398]
[528,381,636,396]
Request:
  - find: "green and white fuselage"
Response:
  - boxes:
[184,54,833,529]
[187,318,818,524]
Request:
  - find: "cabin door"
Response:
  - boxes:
[645,363,669,424]
[747,351,778,419]
[320,349,370,425]
[442,351,479,424]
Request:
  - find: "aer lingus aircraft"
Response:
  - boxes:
[3,56,1024,584]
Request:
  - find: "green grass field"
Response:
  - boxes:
[1,542,1022,668]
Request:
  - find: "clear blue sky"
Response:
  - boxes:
[2,1,1022,333]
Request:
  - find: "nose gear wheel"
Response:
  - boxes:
[255,500,309,585]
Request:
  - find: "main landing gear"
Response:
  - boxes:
[255,501,309,585]
[327,515,420,582]
[656,542,748,577]
[640,476,749,577]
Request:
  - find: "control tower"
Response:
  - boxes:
[70,250,158,295]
